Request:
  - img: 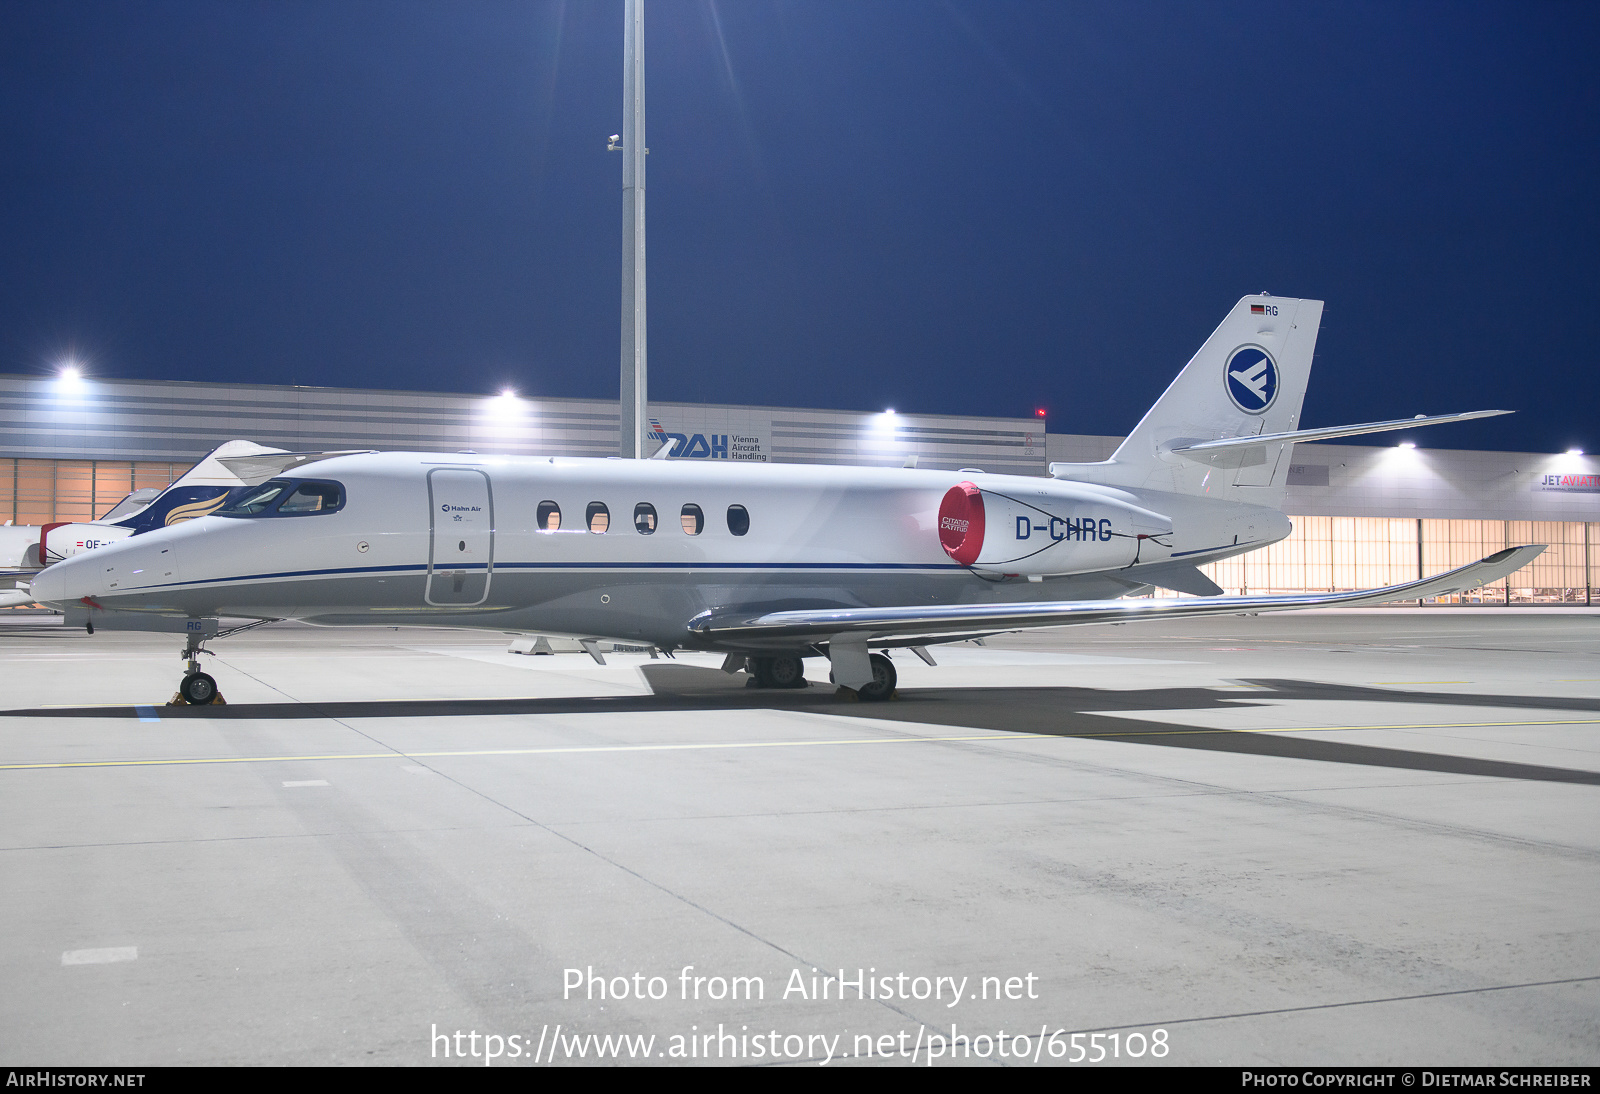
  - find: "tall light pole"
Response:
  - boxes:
[618,0,647,457]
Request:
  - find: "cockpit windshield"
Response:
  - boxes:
[216,479,344,518]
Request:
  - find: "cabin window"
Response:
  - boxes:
[726,504,750,536]
[680,503,703,536]
[537,501,561,531]
[634,503,657,534]
[587,502,610,533]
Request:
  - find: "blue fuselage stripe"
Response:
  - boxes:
[134,560,972,592]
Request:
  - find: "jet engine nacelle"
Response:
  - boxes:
[938,480,1172,576]
[41,522,135,565]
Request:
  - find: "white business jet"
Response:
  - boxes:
[30,295,1540,704]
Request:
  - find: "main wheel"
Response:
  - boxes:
[767,655,807,689]
[748,656,776,688]
[856,653,897,701]
[180,671,217,706]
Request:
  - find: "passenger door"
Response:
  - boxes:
[426,468,493,606]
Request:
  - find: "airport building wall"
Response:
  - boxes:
[3,373,1595,603]
[0,374,1045,480]
[1048,435,1600,603]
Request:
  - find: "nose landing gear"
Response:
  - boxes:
[171,634,225,706]
[162,618,280,707]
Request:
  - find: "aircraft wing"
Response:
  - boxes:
[0,584,35,608]
[688,546,1545,647]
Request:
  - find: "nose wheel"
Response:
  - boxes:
[168,635,227,706]
[179,671,219,706]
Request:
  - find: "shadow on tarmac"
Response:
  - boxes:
[7,664,1599,786]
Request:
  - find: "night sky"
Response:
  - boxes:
[2,1,1596,453]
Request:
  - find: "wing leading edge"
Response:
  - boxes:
[688,546,1545,647]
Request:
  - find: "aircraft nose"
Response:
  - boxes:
[29,554,90,607]
[28,563,66,606]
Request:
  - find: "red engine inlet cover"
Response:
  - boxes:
[938,481,985,566]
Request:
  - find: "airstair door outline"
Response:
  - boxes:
[426,468,493,606]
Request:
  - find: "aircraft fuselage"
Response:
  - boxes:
[33,452,1287,652]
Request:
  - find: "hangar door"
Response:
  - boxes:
[426,468,494,606]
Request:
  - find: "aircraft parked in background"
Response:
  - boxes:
[30,296,1539,703]
[0,441,299,606]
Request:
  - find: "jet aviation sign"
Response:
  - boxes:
[1225,346,1279,414]
[1534,473,1600,493]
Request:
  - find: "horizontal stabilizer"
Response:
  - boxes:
[1167,409,1511,457]
[688,546,1545,647]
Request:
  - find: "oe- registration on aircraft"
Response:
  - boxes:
[31,295,1540,705]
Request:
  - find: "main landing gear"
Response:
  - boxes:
[853,652,897,701]
[747,655,809,689]
[722,650,900,701]
[827,653,898,702]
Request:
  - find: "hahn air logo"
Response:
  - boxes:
[1224,345,1278,414]
[648,417,728,459]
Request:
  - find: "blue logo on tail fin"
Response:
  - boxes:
[1225,346,1278,414]
[113,487,246,534]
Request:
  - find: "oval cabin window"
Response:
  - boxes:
[537,501,561,531]
[634,503,657,534]
[586,502,610,533]
[726,504,750,536]
[680,503,703,536]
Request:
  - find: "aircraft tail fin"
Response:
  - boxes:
[107,440,289,532]
[1050,294,1324,503]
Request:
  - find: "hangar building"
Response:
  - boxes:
[2,373,1594,603]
